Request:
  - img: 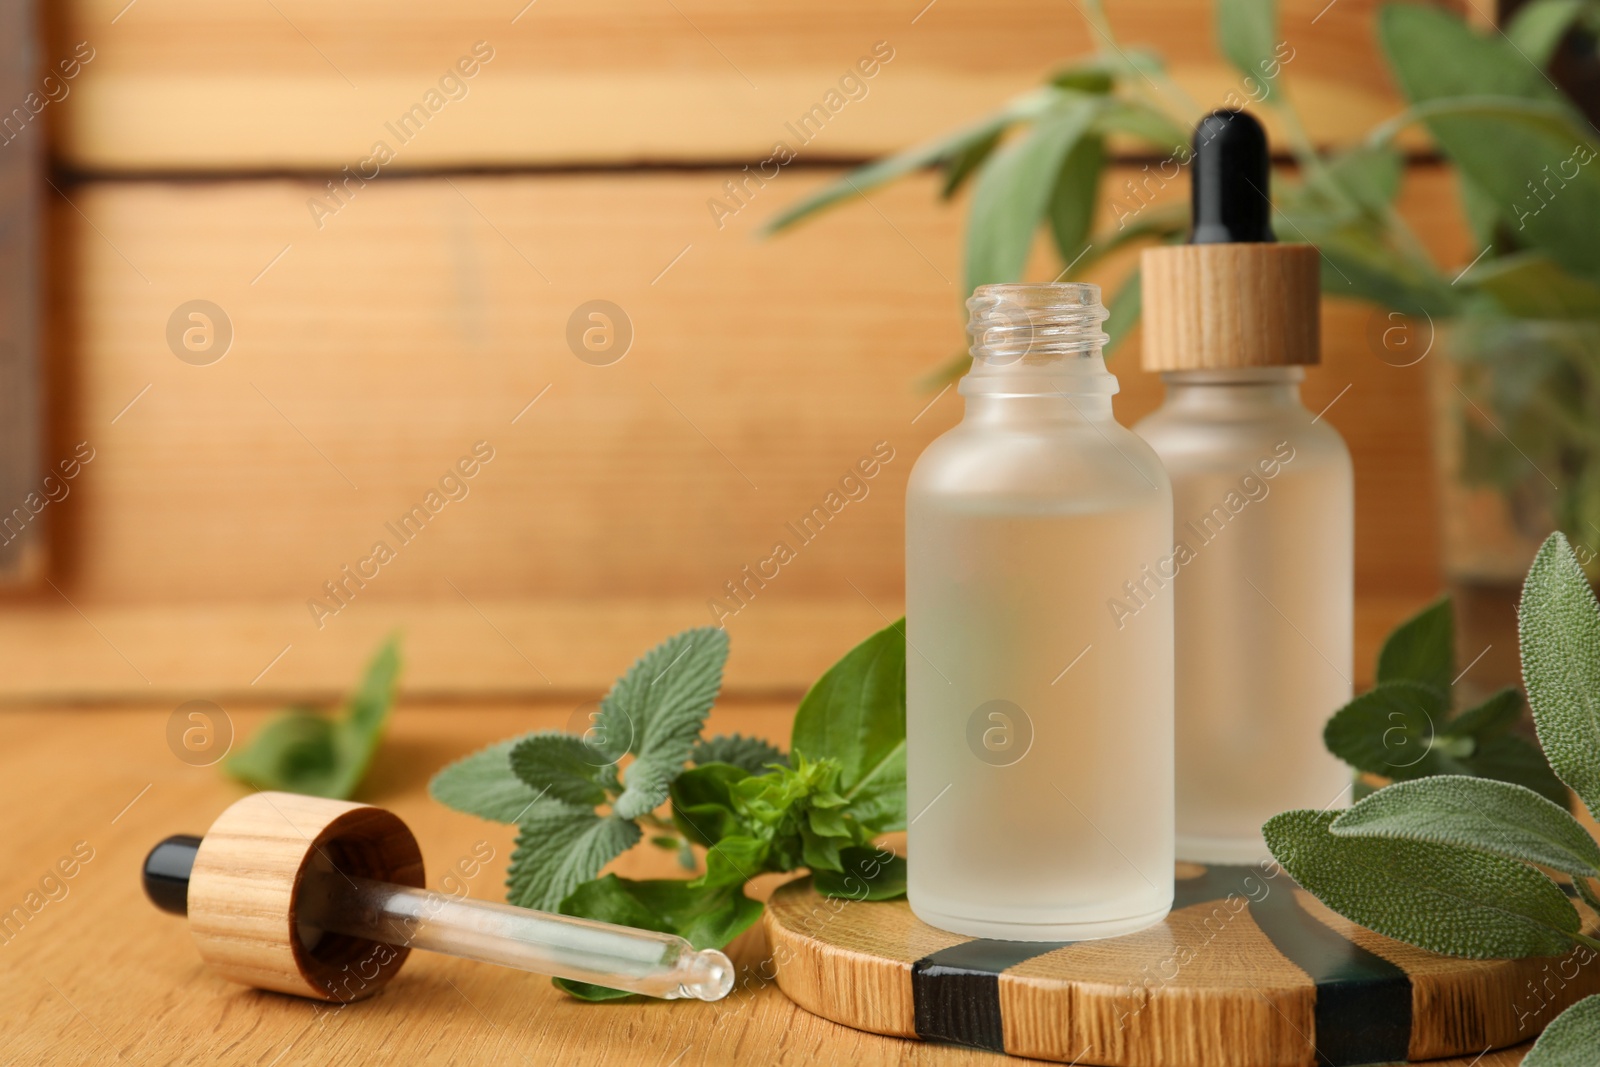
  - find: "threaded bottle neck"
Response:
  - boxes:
[962,283,1118,398]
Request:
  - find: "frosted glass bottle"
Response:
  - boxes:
[905,283,1174,941]
[1135,369,1353,863]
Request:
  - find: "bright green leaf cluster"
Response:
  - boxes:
[429,620,909,1001]
[1269,534,1600,1064]
[1321,596,1567,804]
[226,636,401,799]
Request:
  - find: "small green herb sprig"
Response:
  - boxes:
[1321,596,1567,804]
[1267,533,1600,1066]
[226,636,401,799]
[429,621,908,1000]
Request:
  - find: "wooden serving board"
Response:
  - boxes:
[764,864,1600,1066]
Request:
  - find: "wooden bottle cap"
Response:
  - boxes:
[186,791,425,1002]
[1140,243,1320,371]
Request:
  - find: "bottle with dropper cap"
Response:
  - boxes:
[1135,110,1354,864]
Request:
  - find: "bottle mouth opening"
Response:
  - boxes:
[966,283,1110,364]
[962,283,1116,396]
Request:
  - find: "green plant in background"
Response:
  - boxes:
[1267,533,1600,1066]
[226,635,401,799]
[430,622,908,1000]
[768,0,1600,573]
[1321,596,1568,803]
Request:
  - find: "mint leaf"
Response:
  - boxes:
[1442,686,1523,740]
[1376,596,1454,692]
[1520,532,1600,819]
[510,733,608,807]
[508,806,642,912]
[814,847,907,901]
[669,763,748,847]
[690,734,788,773]
[1323,680,1459,778]
[791,620,907,832]
[602,627,729,820]
[1264,809,1580,958]
[429,733,552,823]
[1329,776,1600,878]
[226,636,400,799]
[1525,994,1600,1067]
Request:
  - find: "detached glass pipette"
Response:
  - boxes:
[142,793,734,1004]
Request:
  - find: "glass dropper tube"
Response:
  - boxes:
[298,869,734,1001]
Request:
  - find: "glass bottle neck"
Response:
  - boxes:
[1158,367,1306,413]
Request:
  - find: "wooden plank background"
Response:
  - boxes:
[6,0,1469,701]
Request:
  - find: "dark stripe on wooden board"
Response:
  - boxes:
[1181,866,1413,1067]
[911,938,1071,1051]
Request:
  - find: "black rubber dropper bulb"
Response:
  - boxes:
[1190,109,1276,245]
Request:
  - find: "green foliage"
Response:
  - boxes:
[226,636,400,799]
[1215,0,1282,101]
[1520,534,1600,819]
[1272,533,1600,1058]
[431,621,909,1000]
[690,733,788,773]
[1525,994,1600,1067]
[1321,597,1568,804]
[1263,809,1582,959]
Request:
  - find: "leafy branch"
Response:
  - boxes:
[1267,532,1600,1065]
[429,621,909,1000]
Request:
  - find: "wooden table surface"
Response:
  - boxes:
[0,701,1536,1066]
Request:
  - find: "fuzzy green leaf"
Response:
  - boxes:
[429,733,554,823]
[1462,732,1572,807]
[509,733,608,807]
[1376,596,1454,691]
[507,807,642,912]
[601,627,729,820]
[1264,809,1581,958]
[1521,532,1600,819]
[1323,680,1457,778]
[813,847,908,901]
[226,636,400,799]
[1329,775,1600,877]
[791,620,907,832]
[965,96,1102,294]
[1441,686,1523,740]
[690,733,788,774]
[1525,993,1600,1067]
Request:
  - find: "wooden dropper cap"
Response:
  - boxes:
[144,792,425,1002]
[1140,110,1320,372]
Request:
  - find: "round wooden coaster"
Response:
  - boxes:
[764,864,1600,1066]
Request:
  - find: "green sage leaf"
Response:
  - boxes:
[1524,993,1600,1067]
[429,732,554,823]
[1329,775,1600,877]
[1507,0,1590,67]
[1264,809,1581,958]
[1521,533,1600,818]
[1323,680,1457,778]
[1046,134,1106,268]
[1376,596,1454,691]
[509,733,608,807]
[1441,686,1523,740]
